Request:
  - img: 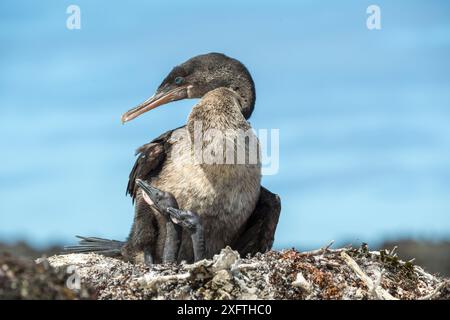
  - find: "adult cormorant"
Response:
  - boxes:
[66,53,281,264]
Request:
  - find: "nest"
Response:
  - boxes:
[36,243,450,300]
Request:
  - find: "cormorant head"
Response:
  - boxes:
[167,207,201,232]
[136,179,178,213]
[121,53,255,123]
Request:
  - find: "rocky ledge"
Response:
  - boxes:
[33,244,450,300]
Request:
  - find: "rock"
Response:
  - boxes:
[292,272,312,293]
[14,244,449,300]
[211,246,240,272]
[0,253,95,300]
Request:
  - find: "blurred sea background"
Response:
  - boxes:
[1,1,449,274]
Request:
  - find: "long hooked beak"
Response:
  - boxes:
[136,179,163,211]
[121,86,189,123]
[136,179,170,213]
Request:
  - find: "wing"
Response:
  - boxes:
[232,186,281,256]
[126,126,183,202]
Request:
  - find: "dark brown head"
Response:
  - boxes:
[121,53,256,123]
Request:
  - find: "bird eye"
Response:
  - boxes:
[174,76,184,85]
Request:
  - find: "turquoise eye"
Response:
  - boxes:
[175,76,184,85]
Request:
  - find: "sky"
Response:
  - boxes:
[0,0,449,249]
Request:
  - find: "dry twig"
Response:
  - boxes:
[340,251,398,300]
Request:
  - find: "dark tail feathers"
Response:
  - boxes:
[64,235,125,257]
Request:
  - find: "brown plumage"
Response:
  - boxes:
[66,53,281,264]
[121,53,280,264]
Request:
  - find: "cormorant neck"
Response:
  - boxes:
[187,87,250,146]
[228,71,256,120]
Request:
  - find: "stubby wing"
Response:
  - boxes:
[232,186,281,257]
[126,128,181,202]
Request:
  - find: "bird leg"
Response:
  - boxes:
[136,179,182,264]
[167,207,205,262]
[144,248,154,265]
